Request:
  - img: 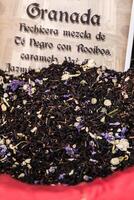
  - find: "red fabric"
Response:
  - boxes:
[0,167,134,200]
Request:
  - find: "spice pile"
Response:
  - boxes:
[0,61,134,185]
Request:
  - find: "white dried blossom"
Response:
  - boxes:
[122,91,128,99]
[69,169,74,176]
[6,139,11,145]
[61,71,81,81]
[3,93,8,98]
[31,87,36,94]
[1,104,7,112]
[18,173,25,178]
[100,116,105,123]
[24,158,31,164]
[30,81,35,87]
[76,116,82,122]
[3,83,8,90]
[0,138,4,145]
[80,80,87,85]
[31,127,37,133]
[23,84,29,91]
[110,157,120,166]
[89,132,102,140]
[81,59,95,71]
[43,78,48,81]
[74,122,80,127]
[23,100,27,105]
[112,78,117,86]
[58,124,62,129]
[85,127,89,132]
[101,107,107,113]
[104,99,112,107]
[83,175,89,181]
[49,166,57,173]
[116,139,129,151]
[91,98,97,105]
[37,114,42,119]
[125,77,130,82]
[61,72,71,81]
[74,106,80,111]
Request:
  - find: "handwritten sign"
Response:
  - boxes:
[0,0,133,74]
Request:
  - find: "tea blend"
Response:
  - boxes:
[0,61,134,185]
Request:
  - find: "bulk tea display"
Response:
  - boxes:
[0,0,133,74]
[0,62,134,185]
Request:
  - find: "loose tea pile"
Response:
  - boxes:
[0,61,134,185]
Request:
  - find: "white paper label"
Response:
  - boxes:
[0,0,133,74]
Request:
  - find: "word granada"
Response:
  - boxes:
[26,3,101,26]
